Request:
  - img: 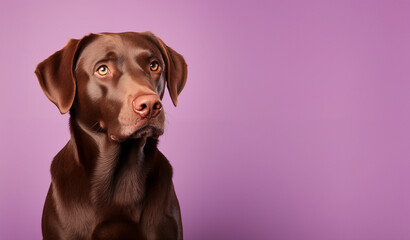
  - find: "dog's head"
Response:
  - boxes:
[35,32,187,142]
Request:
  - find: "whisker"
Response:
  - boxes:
[91,121,103,131]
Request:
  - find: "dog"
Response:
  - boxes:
[35,32,187,240]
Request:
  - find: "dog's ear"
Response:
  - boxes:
[142,32,188,107]
[35,39,81,114]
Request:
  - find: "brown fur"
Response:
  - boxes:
[35,32,187,240]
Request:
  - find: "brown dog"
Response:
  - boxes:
[35,32,187,239]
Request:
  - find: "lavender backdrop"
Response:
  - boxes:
[1,0,410,239]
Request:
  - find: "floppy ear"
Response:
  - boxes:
[142,32,188,107]
[35,39,81,114]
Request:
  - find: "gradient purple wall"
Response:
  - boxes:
[1,0,410,239]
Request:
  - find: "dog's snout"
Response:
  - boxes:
[132,95,162,118]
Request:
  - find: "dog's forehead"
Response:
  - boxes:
[77,33,160,67]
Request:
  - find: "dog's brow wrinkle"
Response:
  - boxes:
[134,48,151,57]
[99,51,118,62]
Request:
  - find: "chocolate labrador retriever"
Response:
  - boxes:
[35,32,187,240]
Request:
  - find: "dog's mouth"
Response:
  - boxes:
[129,125,163,139]
[104,117,165,143]
[109,125,163,143]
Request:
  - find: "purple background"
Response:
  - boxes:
[1,0,410,239]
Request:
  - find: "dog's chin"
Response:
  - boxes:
[128,125,163,140]
[111,126,162,142]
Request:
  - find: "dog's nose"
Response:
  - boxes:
[132,95,162,118]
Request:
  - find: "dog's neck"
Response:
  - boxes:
[68,117,156,206]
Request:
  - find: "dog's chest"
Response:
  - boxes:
[90,145,147,207]
[112,156,147,205]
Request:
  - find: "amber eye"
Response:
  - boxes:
[149,61,159,71]
[96,65,110,76]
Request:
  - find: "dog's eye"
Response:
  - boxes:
[149,61,160,72]
[96,65,110,76]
